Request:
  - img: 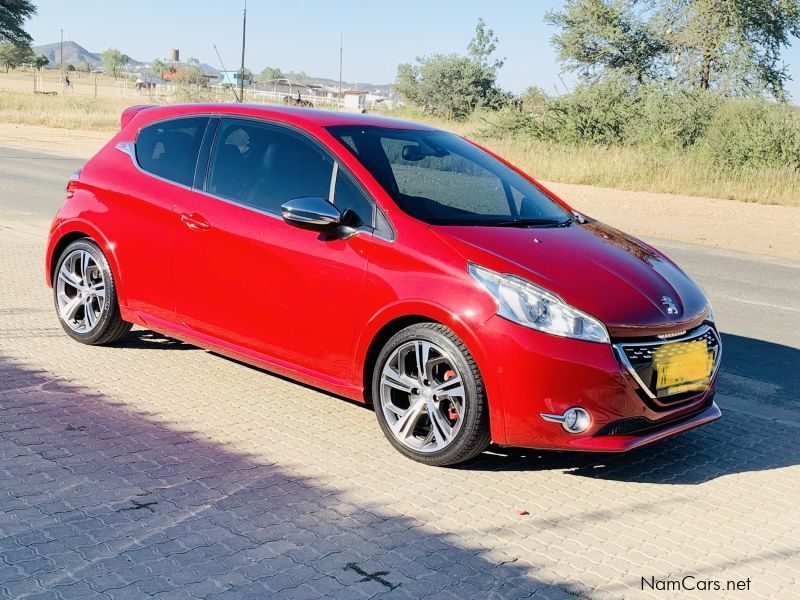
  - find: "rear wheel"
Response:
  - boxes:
[54,239,132,345]
[372,323,490,466]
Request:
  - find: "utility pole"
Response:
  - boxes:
[338,34,343,106]
[239,0,247,103]
[60,29,63,70]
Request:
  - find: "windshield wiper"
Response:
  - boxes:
[489,217,572,228]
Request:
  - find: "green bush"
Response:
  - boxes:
[632,85,719,149]
[698,100,800,170]
[543,77,639,145]
[485,81,800,171]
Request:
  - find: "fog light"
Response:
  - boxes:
[540,407,592,434]
[562,407,591,433]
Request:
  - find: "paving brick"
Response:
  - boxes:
[1,231,798,600]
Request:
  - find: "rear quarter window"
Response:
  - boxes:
[135,117,210,187]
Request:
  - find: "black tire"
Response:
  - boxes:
[372,323,490,466]
[53,238,132,345]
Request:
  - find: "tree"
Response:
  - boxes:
[657,0,800,100]
[33,53,48,71]
[395,54,506,119]
[546,0,800,99]
[468,18,504,71]
[0,0,36,46]
[81,59,91,73]
[174,61,210,101]
[395,19,506,119]
[0,41,33,72]
[518,85,549,112]
[176,62,207,87]
[101,47,129,79]
[150,58,166,78]
[259,66,282,81]
[546,0,667,84]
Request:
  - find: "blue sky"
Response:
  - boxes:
[25,0,800,99]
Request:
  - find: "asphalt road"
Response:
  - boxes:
[2,145,798,417]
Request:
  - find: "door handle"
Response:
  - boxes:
[180,212,210,231]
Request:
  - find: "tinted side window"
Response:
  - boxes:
[208,119,333,215]
[136,117,209,187]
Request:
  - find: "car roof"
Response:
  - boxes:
[132,103,437,132]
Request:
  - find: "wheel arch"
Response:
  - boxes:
[355,302,506,444]
[47,222,128,307]
[361,314,440,404]
[48,231,91,284]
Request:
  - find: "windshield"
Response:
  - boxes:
[326,126,571,226]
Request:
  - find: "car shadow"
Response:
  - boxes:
[109,328,800,486]
[110,329,196,350]
[717,332,800,407]
[458,411,798,485]
[0,352,581,599]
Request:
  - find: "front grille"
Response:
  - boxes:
[595,395,714,437]
[615,326,721,408]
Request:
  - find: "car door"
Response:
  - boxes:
[112,115,211,323]
[171,117,374,381]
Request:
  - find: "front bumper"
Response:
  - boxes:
[476,316,721,450]
[557,400,721,451]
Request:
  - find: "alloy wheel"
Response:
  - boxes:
[379,339,467,453]
[56,249,106,333]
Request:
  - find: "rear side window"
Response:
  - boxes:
[135,117,210,187]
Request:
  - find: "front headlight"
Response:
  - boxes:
[706,304,715,323]
[469,264,610,344]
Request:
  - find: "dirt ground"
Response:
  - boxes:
[544,181,800,260]
[2,122,798,260]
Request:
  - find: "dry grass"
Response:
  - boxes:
[477,137,800,207]
[0,89,130,131]
[0,82,798,207]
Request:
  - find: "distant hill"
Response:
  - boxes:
[30,41,385,88]
[32,41,144,68]
[32,41,222,76]
[195,63,220,76]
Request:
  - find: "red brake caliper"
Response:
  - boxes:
[443,370,459,422]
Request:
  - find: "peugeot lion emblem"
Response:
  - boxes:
[661,296,679,315]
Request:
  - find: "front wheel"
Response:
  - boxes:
[372,323,490,466]
[53,238,132,345]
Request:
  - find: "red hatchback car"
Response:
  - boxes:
[46,104,722,465]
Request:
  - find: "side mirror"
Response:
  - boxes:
[281,197,342,231]
[402,144,424,161]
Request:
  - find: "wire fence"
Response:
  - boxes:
[109,80,348,108]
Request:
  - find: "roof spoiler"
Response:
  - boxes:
[120,105,154,129]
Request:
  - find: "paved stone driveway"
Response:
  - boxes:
[1,228,799,599]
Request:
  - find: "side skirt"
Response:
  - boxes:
[130,310,366,403]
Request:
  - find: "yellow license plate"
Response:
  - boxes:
[653,341,713,393]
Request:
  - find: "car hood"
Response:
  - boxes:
[432,220,709,337]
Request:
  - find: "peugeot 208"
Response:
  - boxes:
[46,104,722,466]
